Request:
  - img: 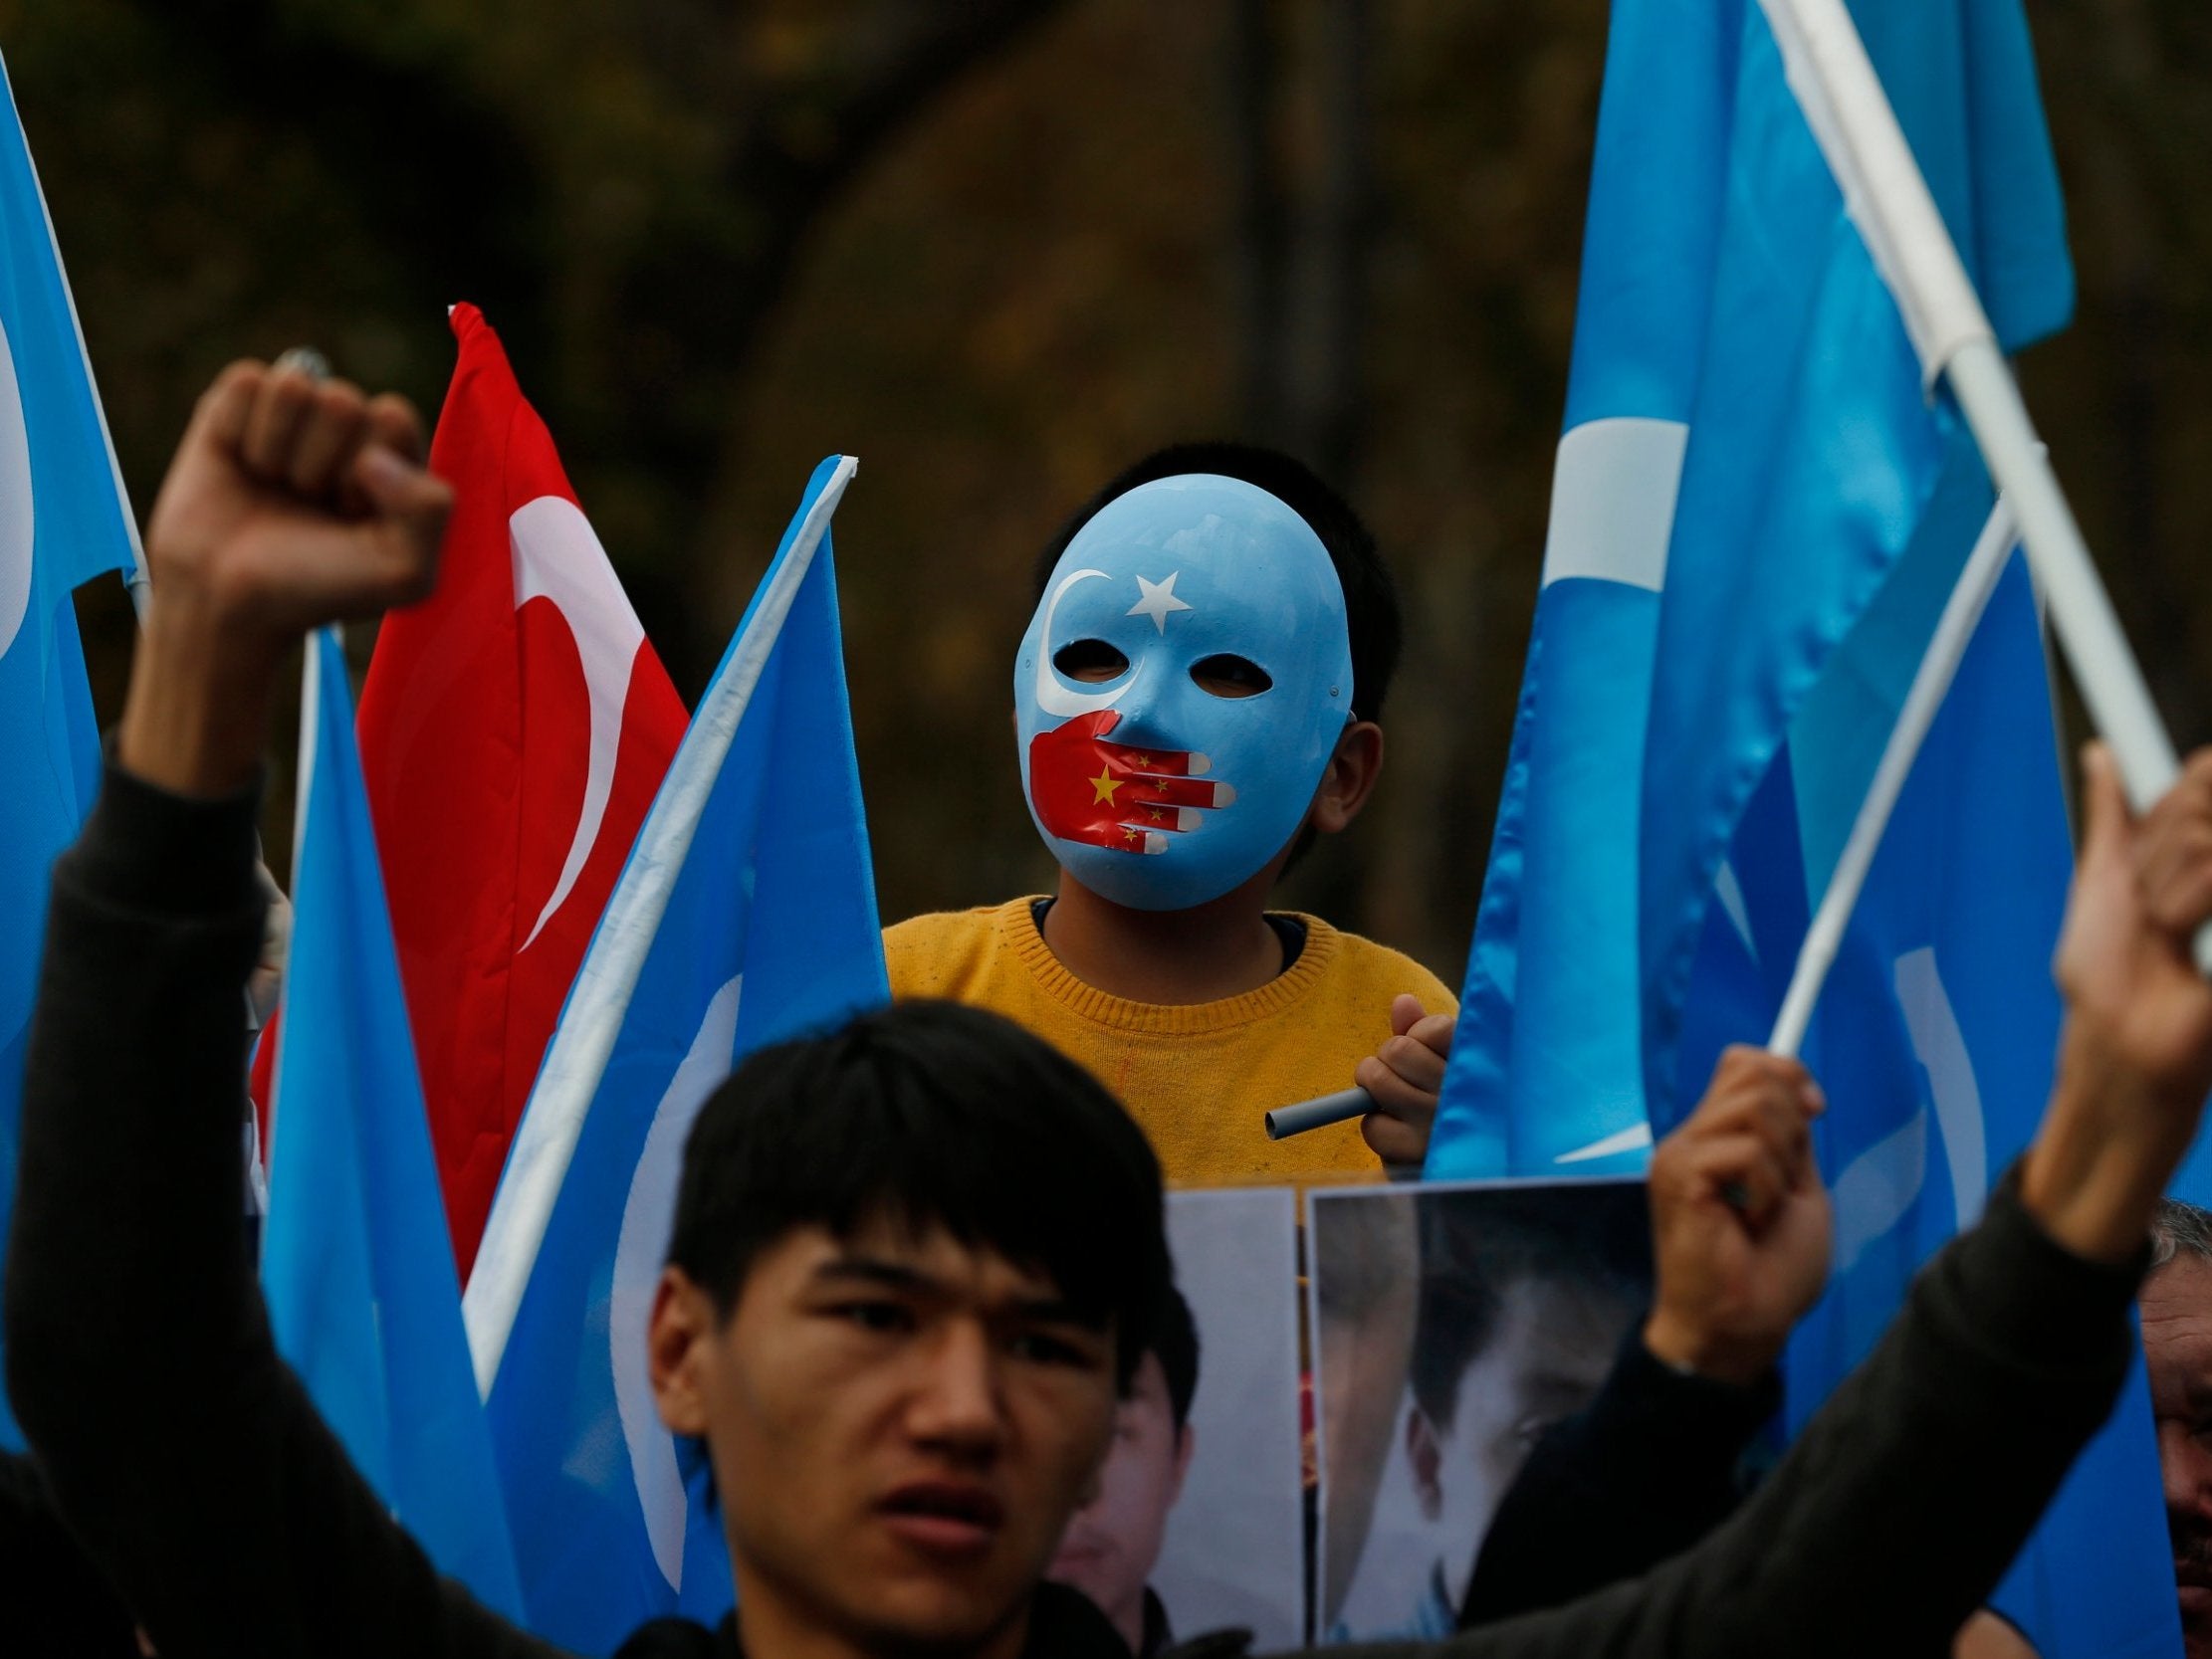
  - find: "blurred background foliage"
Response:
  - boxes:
[9,0,2212,984]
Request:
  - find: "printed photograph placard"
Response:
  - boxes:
[1308,1178,1651,1642]
[1048,1185,1304,1653]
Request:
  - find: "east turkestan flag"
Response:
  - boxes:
[0,50,143,1447]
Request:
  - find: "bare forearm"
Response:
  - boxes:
[2022,1020,2206,1265]
[116,595,283,797]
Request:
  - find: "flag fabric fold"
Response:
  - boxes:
[252,302,686,1280]
[464,456,886,1653]
[262,628,525,1618]
[0,50,143,1448]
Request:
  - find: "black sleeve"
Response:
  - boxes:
[1316,1172,2144,1659]
[1457,1331,1776,1626]
[5,763,569,1659]
[0,1449,141,1657]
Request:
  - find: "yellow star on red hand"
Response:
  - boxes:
[1089,767,1123,805]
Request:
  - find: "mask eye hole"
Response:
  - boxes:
[1191,654,1273,699]
[1054,639,1130,684]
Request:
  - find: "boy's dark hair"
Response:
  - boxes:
[667,999,1171,1389]
[1030,442,1402,725]
[1408,1185,1652,1430]
[1149,1283,1201,1434]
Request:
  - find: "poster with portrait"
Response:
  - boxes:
[1308,1177,1652,1642]
[1049,1185,1304,1653]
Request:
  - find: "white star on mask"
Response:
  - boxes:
[1127,571,1194,634]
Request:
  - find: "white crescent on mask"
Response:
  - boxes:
[0,320,36,664]
[609,970,743,1590]
[1031,567,1131,719]
[510,495,647,950]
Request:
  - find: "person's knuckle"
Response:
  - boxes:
[376,545,437,606]
[1388,1035,1438,1075]
[367,392,424,441]
[208,359,262,398]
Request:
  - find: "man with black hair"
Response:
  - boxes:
[21,356,2212,1659]
[887,443,1455,1187]
[1048,1285,1200,1657]
[645,999,1176,1659]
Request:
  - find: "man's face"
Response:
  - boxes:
[2143,1254,2212,1656]
[655,1217,1119,1658]
[1047,1350,1194,1644]
[1408,1275,1627,1607]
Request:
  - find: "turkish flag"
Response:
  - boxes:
[252,304,686,1278]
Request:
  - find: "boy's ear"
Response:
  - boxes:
[1308,721,1385,835]
[648,1266,719,1437]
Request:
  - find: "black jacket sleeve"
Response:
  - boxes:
[1457,1331,1776,1626]
[0,1449,141,1657]
[5,764,568,1659]
[1317,1171,2144,1659]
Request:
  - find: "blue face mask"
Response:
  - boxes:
[1015,475,1355,911]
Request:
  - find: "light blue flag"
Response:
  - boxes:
[1422,2,2173,1643]
[1670,548,2179,1657]
[0,51,144,1449]
[464,457,886,1654]
[1426,0,2072,1179]
[262,628,525,1618]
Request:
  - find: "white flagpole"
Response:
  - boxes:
[1758,0,2211,973]
[1768,499,2017,1059]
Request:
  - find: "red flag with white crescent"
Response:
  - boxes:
[252,304,686,1277]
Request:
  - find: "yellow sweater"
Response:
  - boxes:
[883,899,1457,1189]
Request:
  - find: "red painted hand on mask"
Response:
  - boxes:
[1027,711,1237,854]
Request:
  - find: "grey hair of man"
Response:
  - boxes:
[2151,1197,2212,1271]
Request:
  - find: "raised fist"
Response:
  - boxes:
[142,357,450,658]
[118,358,453,796]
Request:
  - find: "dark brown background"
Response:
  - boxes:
[17,0,2211,985]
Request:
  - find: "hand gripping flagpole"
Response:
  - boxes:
[1759,0,2212,977]
[1767,497,2018,1059]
